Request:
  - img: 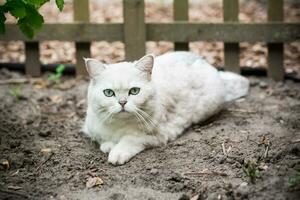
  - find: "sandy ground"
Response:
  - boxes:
[0,69,299,200]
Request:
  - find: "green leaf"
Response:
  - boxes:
[25,0,50,8]
[288,171,300,188]
[55,0,64,11]
[6,0,26,18]
[56,64,65,74]
[0,7,6,34]
[18,18,34,38]
[10,6,26,18]
[25,4,44,29]
[48,74,59,82]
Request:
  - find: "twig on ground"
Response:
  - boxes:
[260,135,271,160]
[0,78,42,85]
[263,144,270,159]
[222,142,227,156]
[184,169,228,177]
[36,153,54,171]
[292,139,300,144]
[227,146,232,154]
[0,78,29,85]
[222,142,232,157]
[194,122,214,132]
[227,109,256,114]
[0,188,29,199]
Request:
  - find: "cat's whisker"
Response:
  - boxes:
[134,110,154,131]
[107,106,120,123]
[137,112,156,130]
[132,112,148,130]
[131,108,151,131]
[135,107,157,128]
[124,105,148,130]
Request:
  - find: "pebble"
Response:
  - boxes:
[26,119,34,125]
[9,140,21,149]
[259,81,268,89]
[109,193,125,200]
[250,80,259,87]
[236,182,249,198]
[206,193,221,200]
[178,194,190,200]
[150,168,159,175]
[38,130,51,137]
[168,172,183,182]
[217,155,227,164]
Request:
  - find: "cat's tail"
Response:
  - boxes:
[219,71,249,102]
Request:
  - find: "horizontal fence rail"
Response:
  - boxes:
[1,23,299,42]
[0,0,300,81]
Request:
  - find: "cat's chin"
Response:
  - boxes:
[115,110,132,118]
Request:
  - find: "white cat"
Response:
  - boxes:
[82,52,249,165]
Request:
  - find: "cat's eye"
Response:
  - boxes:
[103,89,115,97]
[129,87,140,95]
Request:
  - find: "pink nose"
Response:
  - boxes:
[119,100,127,107]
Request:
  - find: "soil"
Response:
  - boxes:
[0,69,300,200]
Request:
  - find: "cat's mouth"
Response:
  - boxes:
[118,108,128,113]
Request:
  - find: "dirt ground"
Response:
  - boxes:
[0,69,299,200]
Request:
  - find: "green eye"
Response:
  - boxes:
[103,89,115,97]
[129,87,140,95]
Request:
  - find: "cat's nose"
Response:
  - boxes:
[119,100,127,107]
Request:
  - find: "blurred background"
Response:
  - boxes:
[0,0,299,73]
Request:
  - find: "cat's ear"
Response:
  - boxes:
[135,54,154,80]
[83,58,106,77]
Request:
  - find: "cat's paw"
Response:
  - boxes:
[100,142,115,154]
[108,147,135,165]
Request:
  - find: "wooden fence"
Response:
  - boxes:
[0,0,300,81]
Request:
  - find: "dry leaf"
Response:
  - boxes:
[191,195,199,200]
[41,148,52,153]
[57,79,77,90]
[86,177,104,188]
[34,79,48,89]
[7,185,22,190]
[1,159,10,169]
[49,95,63,104]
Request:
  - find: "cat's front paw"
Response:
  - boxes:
[108,147,136,165]
[100,142,115,154]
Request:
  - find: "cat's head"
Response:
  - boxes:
[84,55,155,121]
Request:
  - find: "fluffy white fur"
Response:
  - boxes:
[82,52,249,165]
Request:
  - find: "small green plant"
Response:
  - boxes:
[242,159,261,183]
[9,85,21,101]
[288,170,300,188]
[48,64,65,83]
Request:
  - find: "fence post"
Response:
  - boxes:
[173,0,189,51]
[267,0,284,81]
[223,0,240,73]
[123,0,146,61]
[74,0,90,76]
[25,42,40,76]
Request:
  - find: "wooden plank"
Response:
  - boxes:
[0,23,120,41]
[0,23,123,42]
[223,0,240,73]
[74,0,90,76]
[146,23,300,42]
[123,0,146,61]
[25,42,40,76]
[267,0,284,81]
[173,0,189,51]
[0,23,299,42]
